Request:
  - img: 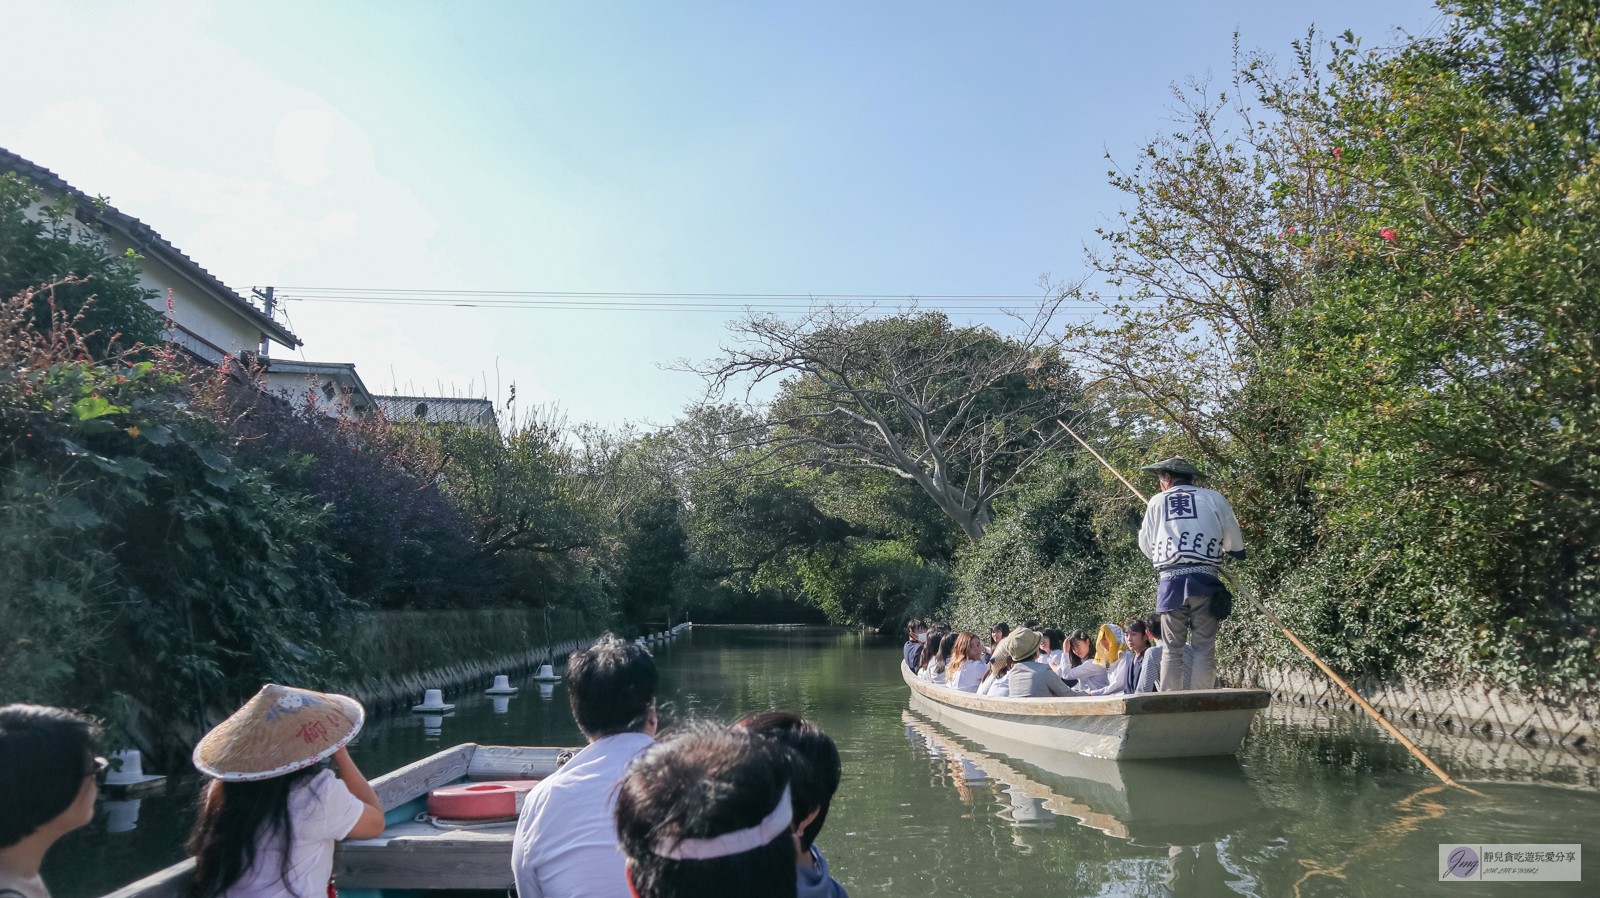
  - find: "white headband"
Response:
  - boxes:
[655,785,793,861]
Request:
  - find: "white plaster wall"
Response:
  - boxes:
[23,189,267,359]
[102,231,264,359]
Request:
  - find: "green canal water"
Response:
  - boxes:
[47,626,1600,896]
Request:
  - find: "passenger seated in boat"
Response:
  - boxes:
[615,724,801,898]
[1075,624,1126,694]
[915,627,934,675]
[943,633,986,693]
[733,714,848,898]
[0,705,102,898]
[1089,620,1157,695]
[902,619,928,671]
[1138,615,1193,692]
[186,685,386,898]
[1060,628,1109,692]
[998,629,1080,697]
[976,652,1013,697]
[1041,629,1067,673]
[922,632,956,685]
[982,622,1010,664]
[514,634,658,898]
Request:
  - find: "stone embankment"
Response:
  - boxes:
[332,637,594,713]
[1234,663,1598,791]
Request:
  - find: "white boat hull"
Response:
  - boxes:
[904,663,1268,760]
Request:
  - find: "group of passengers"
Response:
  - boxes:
[0,635,844,898]
[904,615,1193,699]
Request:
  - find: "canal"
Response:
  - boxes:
[48,626,1600,896]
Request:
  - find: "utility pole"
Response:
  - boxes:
[251,286,276,357]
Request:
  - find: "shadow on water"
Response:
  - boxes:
[43,625,1600,897]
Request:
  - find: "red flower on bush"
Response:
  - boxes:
[1380,229,1397,242]
[1333,147,1343,159]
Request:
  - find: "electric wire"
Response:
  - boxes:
[272,287,1128,314]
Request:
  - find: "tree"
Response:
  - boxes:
[0,175,163,358]
[694,306,1084,541]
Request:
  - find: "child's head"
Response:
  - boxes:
[615,724,799,898]
[733,712,841,853]
[0,704,100,850]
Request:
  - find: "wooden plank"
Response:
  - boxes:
[96,858,193,898]
[467,745,579,780]
[335,839,514,888]
[371,743,477,810]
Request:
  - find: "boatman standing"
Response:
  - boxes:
[1136,457,1245,692]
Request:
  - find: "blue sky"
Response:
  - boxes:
[4,1,1440,426]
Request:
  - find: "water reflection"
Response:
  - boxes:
[903,709,1262,846]
[102,800,141,834]
[492,696,512,714]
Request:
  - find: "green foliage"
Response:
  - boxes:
[1054,0,1599,696]
[0,287,349,746]
[0,174,162,357]
[1275,0,1600,691]
[950,456,1148,634]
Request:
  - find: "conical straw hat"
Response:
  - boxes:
[193,684,365,781]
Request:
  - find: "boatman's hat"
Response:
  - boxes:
[1141,456,1205,479]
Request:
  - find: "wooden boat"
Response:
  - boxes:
[903,661,1269,760]
[100,743,577,898]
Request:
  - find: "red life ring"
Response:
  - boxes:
[427,780,540,820]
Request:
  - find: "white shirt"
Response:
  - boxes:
[512,731,654,898]
[221,769,366,898]
[946,660,985,692]
[0,870,50,898]
[977,672,1010,697]
[1064,660,1109,692]
[1138,485,1245,569]
[1090,652,1143,696]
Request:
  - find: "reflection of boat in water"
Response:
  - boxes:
[904,708,1262,846]
[905,662,1269,759]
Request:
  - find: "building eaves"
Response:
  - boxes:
[0,146,301,349]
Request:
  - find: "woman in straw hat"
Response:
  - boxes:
[187,685,385,898]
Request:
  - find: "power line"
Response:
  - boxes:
[273,286,1124,314]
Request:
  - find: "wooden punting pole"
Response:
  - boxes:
[1056,420,1481,795]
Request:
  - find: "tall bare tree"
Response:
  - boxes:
[691,302,1082,541]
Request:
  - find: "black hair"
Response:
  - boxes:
[188,766,319,898]
[1144,614,1162,640]
[1022,620,1040,630]
[1124,619,1149,638]
[905,619,924,636]
[0,704,100,848]
[991,622,1011,638]
[734,713,841,852]
[616,724,799,898]
[1067,629,1091,665]
[567,633,659,739]
[1043,628,1066,651]
[936,631,957,663]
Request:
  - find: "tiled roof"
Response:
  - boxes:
[374,395,498,428]
[0,146,300,348]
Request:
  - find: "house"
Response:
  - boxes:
[1,147,300,363]
[262,359,381,420]
[373,395,499,433]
